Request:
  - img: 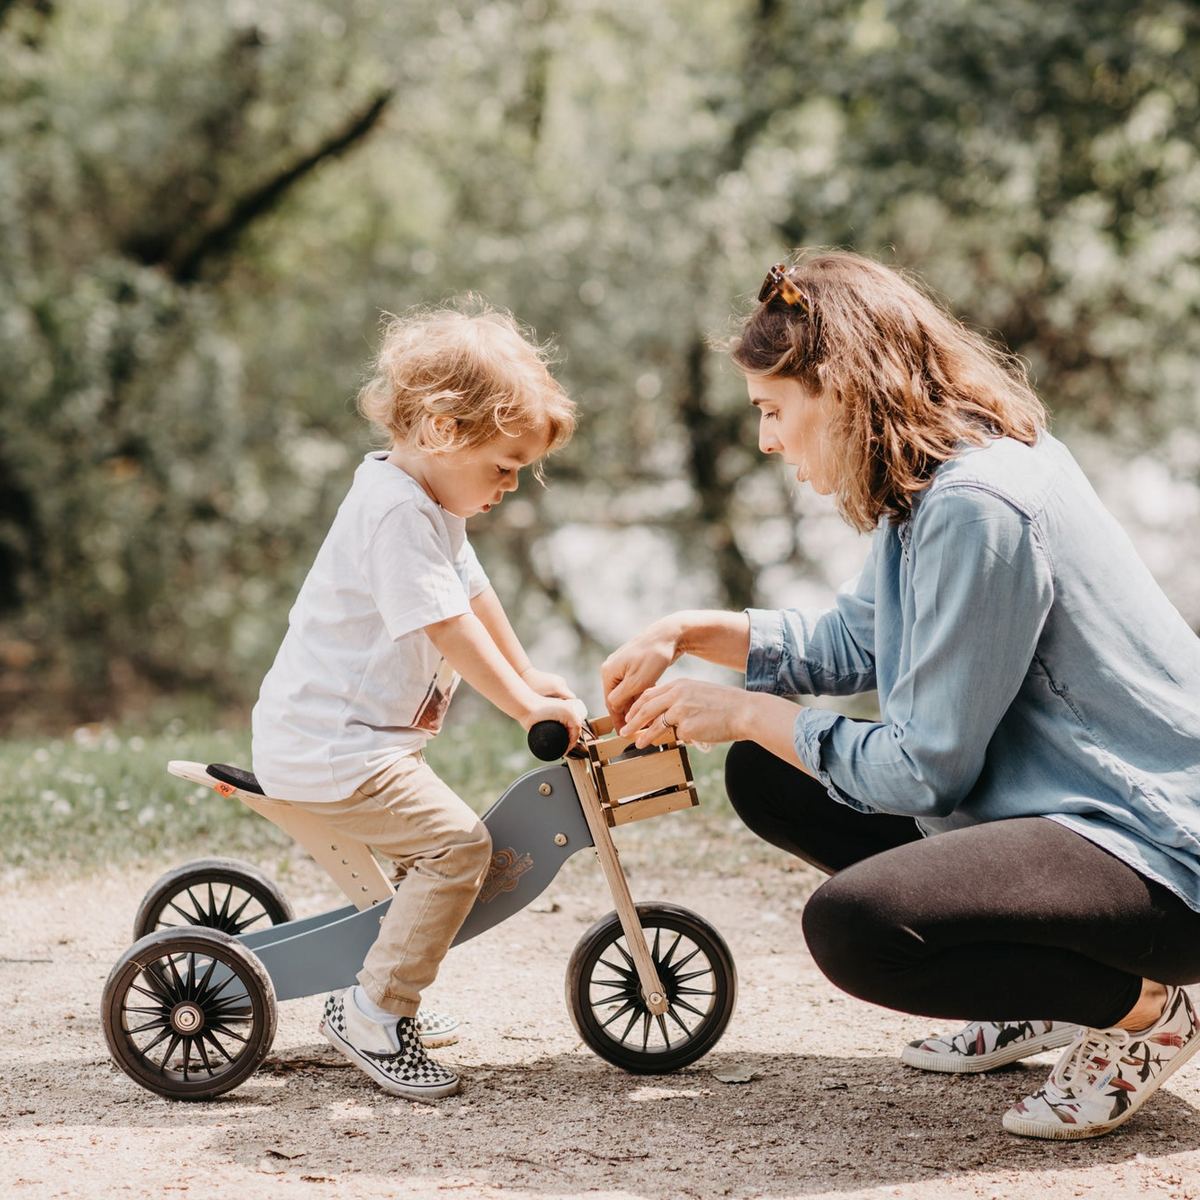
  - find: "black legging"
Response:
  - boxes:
[725,740,1200,1029]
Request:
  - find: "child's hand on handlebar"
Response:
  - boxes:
[520,666,577,702]
[522,696,588,750]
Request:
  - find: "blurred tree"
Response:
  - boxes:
[0,0,407,714]
[1,0,1197,727]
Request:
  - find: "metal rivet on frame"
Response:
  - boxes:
[554,833,568,846]
[538,782,553,796]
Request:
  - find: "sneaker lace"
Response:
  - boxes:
[1045,1026,1131,1101]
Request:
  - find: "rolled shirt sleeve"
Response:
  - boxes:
[793,486,1054,819]
[745,535,878,696]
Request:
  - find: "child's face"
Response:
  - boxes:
[748,375,840,496]
[423,425,551,518]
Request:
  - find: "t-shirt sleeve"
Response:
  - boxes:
[362,503,473,641]
[460,536,491,599]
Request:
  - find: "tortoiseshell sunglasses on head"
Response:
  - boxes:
[758,262,808,309]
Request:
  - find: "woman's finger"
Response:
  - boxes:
[618,685,658,733]
[621,685,674,741]
[600,654,628,701]
[637,708,680,748]
[606,674,645,723]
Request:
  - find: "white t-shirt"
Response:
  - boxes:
[251,453,490,802]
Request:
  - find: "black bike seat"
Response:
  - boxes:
[206,763,265,795]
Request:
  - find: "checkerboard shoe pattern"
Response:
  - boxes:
[415,1007,459,1048]
[901,1019,1078,1073]
[320,991,460,1101]
[1003,986,1200,1140]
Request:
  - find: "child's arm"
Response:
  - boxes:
[425,609,586,742]
[469,586,576,700]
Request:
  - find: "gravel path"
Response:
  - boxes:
[4,822,1200,1200]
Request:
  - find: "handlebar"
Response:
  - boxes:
[527,720,571,762]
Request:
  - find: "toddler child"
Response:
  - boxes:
[251,304,584,1101]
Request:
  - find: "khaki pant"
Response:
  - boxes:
[289,753,492,1017]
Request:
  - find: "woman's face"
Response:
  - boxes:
[747,375,839,495]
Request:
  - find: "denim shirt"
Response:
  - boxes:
[745,433,1200,912]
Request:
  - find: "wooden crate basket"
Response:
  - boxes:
[580,715,699,827]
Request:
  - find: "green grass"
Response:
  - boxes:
[0,706,732,875]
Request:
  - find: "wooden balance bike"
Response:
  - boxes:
[101,717,737,1099]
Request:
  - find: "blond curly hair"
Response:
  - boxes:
[728,251,1047,532]
[357,301,575,475]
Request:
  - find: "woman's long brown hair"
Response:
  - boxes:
[728,251,1047,532]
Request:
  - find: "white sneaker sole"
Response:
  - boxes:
[418,1029,459,1049]
[320,1018,460,1101]
[901,1025,1079,1074]
[1001,1028,1200,1140]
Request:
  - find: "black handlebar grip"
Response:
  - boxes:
[528,720,570,761]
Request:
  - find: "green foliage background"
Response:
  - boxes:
[3,0,1199,729]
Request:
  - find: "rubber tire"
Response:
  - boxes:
[102,926,277,1101]
[566,902,737,1074]
[133,858,294,941]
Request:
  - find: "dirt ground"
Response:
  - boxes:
[5,831,1200,1200]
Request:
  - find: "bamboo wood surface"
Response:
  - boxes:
[607,786,698,827]
[240,794,395,909]
[566,756,668,1015]
[600,747,688,801]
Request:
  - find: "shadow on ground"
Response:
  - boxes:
[13,1043,1200,1197]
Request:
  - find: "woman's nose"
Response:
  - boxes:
[759,428,779,455]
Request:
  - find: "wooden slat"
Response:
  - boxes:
[240,795,394,909]
[587,714,616,736]
[600,747,687,801]
[608,786,698,827]
[591,733,637,763]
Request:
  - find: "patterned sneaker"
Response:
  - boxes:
[320,991,460,1101]
[902,1019,1078,1073]
[415,1007,459,1048]
[1003,986,1200,1140]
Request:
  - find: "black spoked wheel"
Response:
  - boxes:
[102,927,277,1100]
[566,902,736,1074]
[133,858,293,941]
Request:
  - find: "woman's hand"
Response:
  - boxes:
[618,678,753,750]
[602,618,683,726]
[520,665,576,701]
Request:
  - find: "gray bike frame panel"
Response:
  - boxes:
[247,763,594,1002]
[240,904,356,949]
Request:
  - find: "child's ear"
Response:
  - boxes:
[426,413,460,446]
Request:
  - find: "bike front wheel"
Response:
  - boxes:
[566,902,736,1073]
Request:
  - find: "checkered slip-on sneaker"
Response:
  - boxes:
[901,1019,1078,1073]
[320,991,460,1101]
[1003,986,1200,1140]
[415,1007,459,1049]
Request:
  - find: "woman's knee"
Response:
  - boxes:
[802,868,912,994]
[724,739,837,849]
[724,739,788,830]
